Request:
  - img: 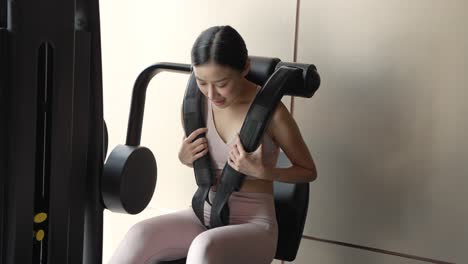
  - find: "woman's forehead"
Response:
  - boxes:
[193,63,234,81]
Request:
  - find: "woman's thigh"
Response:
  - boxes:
[187,222,278,264]
[108,208,206,264]
[186,191,278,264]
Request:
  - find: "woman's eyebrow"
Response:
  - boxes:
[214,77,228,83]
[195,77,228,83]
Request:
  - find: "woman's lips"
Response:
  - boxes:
[213,99,225,106]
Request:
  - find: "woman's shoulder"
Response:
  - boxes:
[266,101,290,140]
[272,101,290,123]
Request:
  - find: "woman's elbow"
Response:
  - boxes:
[307,164,317,182]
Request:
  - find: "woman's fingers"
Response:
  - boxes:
[193,147,209,160]
[228,151,234,164]
[235,134,245,154]
[228,157,237,168]
[229,148,240,166]
[231,145,240,158]
[186,127,208,142]
[192,142,207,154]
[191,137,207,148]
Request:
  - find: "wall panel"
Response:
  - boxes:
[296,1,467,263]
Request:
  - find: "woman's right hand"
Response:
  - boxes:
[178,127,209,167]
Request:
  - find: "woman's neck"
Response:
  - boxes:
[231,79,258,106]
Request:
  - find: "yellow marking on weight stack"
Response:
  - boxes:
[35,230,45,241]
[34,212,47,223]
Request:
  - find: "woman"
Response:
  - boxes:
[109,25,316,264]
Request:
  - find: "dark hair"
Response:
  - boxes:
[191,25,248,72]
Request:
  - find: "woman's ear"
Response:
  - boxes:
[241,58,251,77]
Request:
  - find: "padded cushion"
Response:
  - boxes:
[245,56,280,86]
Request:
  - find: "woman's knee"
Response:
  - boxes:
[126,215,174,244]
[187,232,220,263]
[124,221,155,244]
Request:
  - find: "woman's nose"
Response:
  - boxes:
[207,84,215,99]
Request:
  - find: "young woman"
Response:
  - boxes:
[109,25,316,264]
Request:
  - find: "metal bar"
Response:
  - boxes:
[126,63,191,146]
[0,28,8,264]
[0,0,6,28]
[81,0,105,263]
[67,30,91,264]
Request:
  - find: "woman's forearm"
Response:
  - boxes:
[262,165,317,183]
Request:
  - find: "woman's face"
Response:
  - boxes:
[193,62,247,109]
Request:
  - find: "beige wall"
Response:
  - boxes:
[101,0,467,263]
[296,0,467,263]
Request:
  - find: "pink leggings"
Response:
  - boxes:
[108,191,278,264]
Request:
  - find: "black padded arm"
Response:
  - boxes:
[276,61,320,98]
[246,56,281,86]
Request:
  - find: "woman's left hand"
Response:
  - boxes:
[228,134,271,181]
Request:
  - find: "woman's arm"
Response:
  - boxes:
[179,102,210,168]
[263,101,317,183]
[179,104,195,168]
[228,101,317,183]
